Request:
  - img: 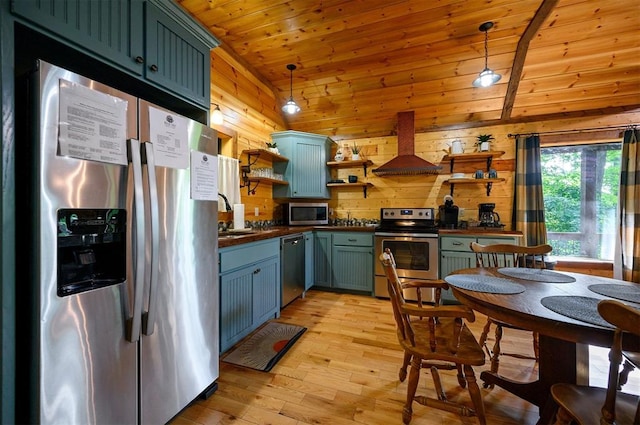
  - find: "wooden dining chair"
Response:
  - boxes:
[379,248,487,425]
[470,242,553,385]
[551,299,640,425]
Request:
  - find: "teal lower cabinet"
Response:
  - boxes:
[219,239,280,353]
[303,232,315,291]
[313,231,374,294]
[313,232,332,288]
[439,235,519,304]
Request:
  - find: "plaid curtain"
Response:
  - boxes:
[512,135,548,246]
[616,129,640,283]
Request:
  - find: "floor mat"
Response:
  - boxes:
[222,321,306,372]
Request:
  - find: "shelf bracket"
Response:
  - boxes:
[363,163,369,177]
[362,185,369,198]
[449,183,455,196]
[486,156,493,171]
[449,159,455,173]
[240,165,260,195]
[246,153,260,167]
[486,182,493,196]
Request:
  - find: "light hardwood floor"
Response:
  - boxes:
[173,290,639,425]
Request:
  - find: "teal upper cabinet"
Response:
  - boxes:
[272,130,333,199]
[11,0,219,108]
[144,0,217,106]
[11,0,144,74]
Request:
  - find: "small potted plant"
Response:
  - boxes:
[265,141,279,154]
[351,143,363,160]
[476,134,494,152]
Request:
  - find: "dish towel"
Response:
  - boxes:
[217,155,241,212]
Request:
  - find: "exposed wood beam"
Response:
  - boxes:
[502,0,559,120]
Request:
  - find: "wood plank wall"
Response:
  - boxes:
[210,47,640,230]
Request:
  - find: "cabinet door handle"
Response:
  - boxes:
[253,268,261,274]
[135,56,144,64]
[348,238,357,242]
[149,64,158,72]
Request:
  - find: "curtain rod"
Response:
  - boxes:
[508,124,637,138]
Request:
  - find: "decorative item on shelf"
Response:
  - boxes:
[265,141,279,154]
[448,139,464,154]
[351,142,362,160]
[476,134,494,152]
[334,147,344,162]
[488,168,498,178]
[348,175,358,183]
[475,169,485,179]
[472,21,502,88]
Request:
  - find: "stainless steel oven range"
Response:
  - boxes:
[374,208,439,302]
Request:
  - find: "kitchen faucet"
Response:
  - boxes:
[218,193,233,212]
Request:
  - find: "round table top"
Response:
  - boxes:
[447,267,640,350]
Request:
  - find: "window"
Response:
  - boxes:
[541,143,622,260]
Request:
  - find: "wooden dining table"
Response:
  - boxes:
[446,267,640,425]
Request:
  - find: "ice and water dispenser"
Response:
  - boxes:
[57,208,126,297]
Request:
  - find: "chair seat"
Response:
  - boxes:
[623,350,640,368]
[551,383,639,424]
[403,318,486,366]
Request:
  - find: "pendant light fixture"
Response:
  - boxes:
[282,64,301,114]
[472,21,501,88]
[210,103,224,125]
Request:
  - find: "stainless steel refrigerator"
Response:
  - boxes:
[18,60,219,424]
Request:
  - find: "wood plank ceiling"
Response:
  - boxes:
[178,0,640,141]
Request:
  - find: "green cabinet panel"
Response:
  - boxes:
[313,232,332,287]
[313,231,374,293]
[144,1,210,106]
[12,0,218,108]
[304,232,314,291]
[332,245,373,292]
[272,130,333,199]
[439,235,518,304]
[12,0,144,74]
[219,239,280,353]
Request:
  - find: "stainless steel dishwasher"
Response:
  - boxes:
[280,234,305,308]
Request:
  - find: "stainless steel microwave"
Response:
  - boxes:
[284,202,329,225]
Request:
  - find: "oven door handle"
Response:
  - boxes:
[375,232,438,238]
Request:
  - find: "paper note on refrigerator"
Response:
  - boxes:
[190,150,218,200]
[57,79,128,165]
[148,106,189,169]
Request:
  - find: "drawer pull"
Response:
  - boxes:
[348,238,357,242]
[452,241,463,246]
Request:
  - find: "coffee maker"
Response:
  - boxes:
[439,195,459,229]
[478,203,502,227]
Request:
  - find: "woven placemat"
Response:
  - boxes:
[588,284,640,304]
[498,267,576,283]
[444,275,526,294]
[540,296,613,328]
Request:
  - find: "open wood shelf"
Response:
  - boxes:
[442,151,505,173]
[443,178,505,196]
[242,149,289,162]
[326,182,373,198]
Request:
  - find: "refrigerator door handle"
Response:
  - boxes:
[141,142,160,336]
[126,138,145,342]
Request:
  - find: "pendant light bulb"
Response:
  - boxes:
[211,103,224,125]
[282,64,300,114]
[472,21,501,88]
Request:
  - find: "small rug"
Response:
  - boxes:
[540,296,614,328]
[588,284,640,304]
[444,275,526,294]
[497,267,576,283]
[223,322,306,372]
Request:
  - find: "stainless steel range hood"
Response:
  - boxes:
[372,111,442,176]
